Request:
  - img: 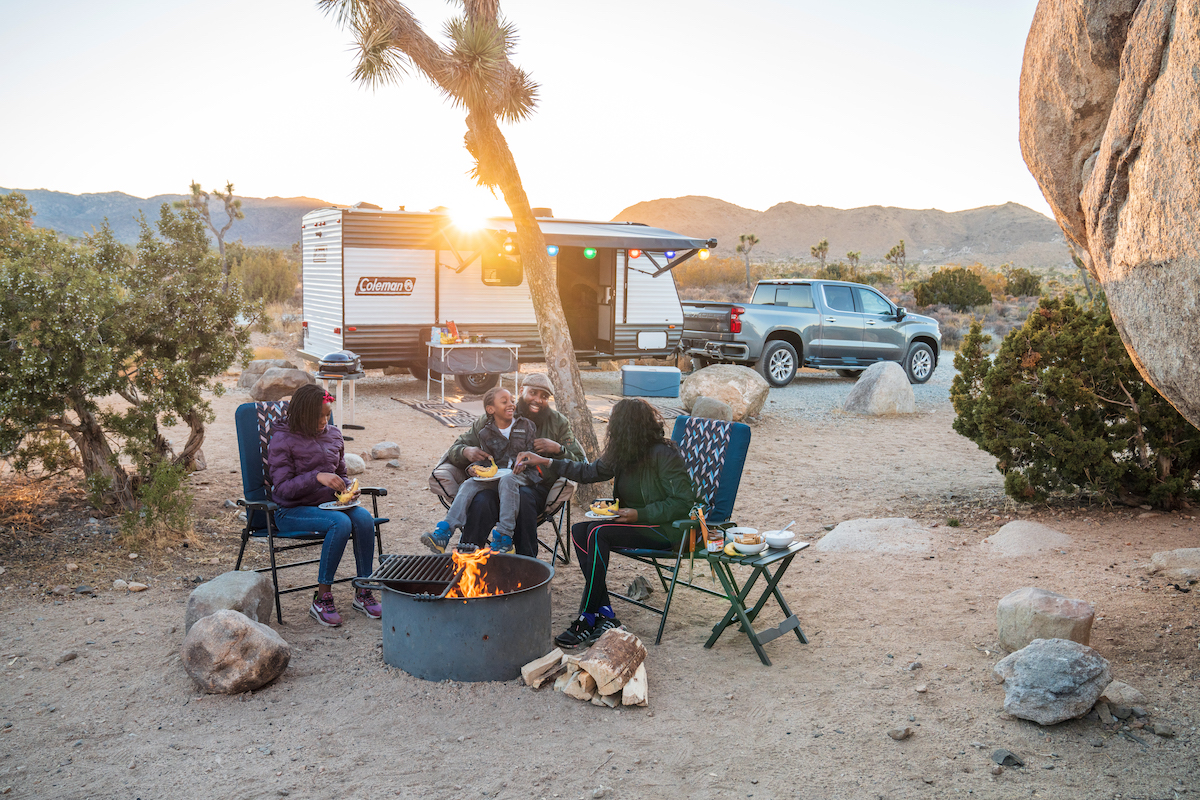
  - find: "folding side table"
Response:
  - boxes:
[705,540,810,666]
[316,371,366,437]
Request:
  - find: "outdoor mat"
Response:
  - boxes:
[394,394,686,428]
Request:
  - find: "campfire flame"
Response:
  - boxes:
[447,548,503,598]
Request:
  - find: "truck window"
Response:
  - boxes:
[482,251,523,286]
[780,284,814,308]
[854,287,892,315]
[823,284,855,312]
[750,284,777,304]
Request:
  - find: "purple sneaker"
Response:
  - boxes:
[353,588,382,619]
[309,591,342,627]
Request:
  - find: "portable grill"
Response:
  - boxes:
[317,350,361,374]
[355,550,554,682]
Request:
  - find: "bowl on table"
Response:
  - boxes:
[732,538,768,554]
[763,530,796,549]
[725,526,758,542]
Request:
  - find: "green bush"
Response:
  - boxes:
[228,242,299,303]
[914,267,992,311]
[1004,267,1042,297]
[950,297,1200,509]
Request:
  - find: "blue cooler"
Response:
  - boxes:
[621,365,682,398]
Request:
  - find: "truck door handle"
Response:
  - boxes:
[865,320,876,325]
[826,317,837,323]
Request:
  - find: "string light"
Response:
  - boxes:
[584,248,597,259]
[546,245,559,256]
[698,249,710,260]
[628,249,641,259]
[664,250,675,259]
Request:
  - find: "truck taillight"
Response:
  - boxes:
[730,306,745,334]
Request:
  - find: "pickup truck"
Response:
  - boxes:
[679,279,942,387]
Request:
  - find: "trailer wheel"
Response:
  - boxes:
[455,372,500,395]
[408,365,442,382]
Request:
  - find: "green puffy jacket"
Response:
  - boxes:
[550,442,696,529]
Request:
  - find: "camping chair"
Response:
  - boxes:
[608,414,752,645]
[233,401,388,622]
[429,452,575,564]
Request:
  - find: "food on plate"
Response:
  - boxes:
[335,478,359,505]
[735,532,763,545]
[589,499,620,516]
[474,457,499,479]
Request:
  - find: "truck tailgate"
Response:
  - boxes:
[682,303,734,334]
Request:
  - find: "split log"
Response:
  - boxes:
[562,668,596,701]
[553,664,579,693]
[591,692,620,708]
[580,629,646,696]
[522,648,565,687]
[621,663,648,707]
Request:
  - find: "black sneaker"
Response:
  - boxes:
[554,614,597,648]
[592,615,623,640]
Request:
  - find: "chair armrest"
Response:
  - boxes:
[237,499,278,511]
[361,487,388,497]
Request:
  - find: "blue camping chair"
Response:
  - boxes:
[233,401,388,622]
[608,414,752,645]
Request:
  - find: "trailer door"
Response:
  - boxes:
[595,248,617,354]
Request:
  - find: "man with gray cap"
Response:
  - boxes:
[426,373,586,556]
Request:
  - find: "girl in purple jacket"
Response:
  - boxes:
[267,384,380,627]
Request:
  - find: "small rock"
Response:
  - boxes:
[223,500,239,509]
[128,583,148,592]
[50,585,71,597]
[887,727,913,740]
[85,617,95,625]
[991,749,1024,767]
[1096,702,1115,724]
[1132,705,1148,718]
[387,459,401,468]
[1152,722,1175,737]
[915,685,928,693]
[127,553,139,560]
[906,661,922,671]
[344,453,366,475]
[1110,704,1133,720]
[371,441,401,460]
[128,759,135,769]
[990,765,1003,776]
[74,586,93,595]
[55,652,78,665]
[66,563,79,572]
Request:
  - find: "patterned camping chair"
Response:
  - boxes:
[609,414,752,644]
[234,401,388,622]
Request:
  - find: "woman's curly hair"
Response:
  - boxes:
[287,384,330,437]
[601,398,671,471]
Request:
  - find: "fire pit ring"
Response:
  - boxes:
[356,552,553,682]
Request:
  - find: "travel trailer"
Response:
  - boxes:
[298,205,716,393]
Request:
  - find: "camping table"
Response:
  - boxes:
[705,540,810,666]
[316,371,366,436]
[426,341,521,401]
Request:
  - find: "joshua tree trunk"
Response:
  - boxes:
[68,400,134,509]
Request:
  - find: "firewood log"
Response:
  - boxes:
[553,664,579,693]
[522,648,565,687]
[563,668,596,701]
[621,663,648,707]
[580,629,646,696]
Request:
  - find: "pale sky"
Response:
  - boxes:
[1,0,1050,222]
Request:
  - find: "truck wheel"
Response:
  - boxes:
[757,341,798,387]
[455,372,500,394]
[836,369,863,379]
[904,343,935,384]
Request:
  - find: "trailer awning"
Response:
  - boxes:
[529,220,714,251]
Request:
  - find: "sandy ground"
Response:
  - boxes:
[1,363,1198,800]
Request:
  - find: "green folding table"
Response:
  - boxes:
[704,540,810,665]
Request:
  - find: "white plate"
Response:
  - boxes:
[585,510,621,520]
[485,338,507,343]
[319,500,361,511]
[470,468,513,483]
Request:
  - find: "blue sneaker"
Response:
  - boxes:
[489,531,513,553]
[420,522,452,554]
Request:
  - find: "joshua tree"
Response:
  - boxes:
[736,233,759,288]
[174,182,243,291]
[846,250,861,270]
[811,238,829,270]
[885,239,908,283]
[320,0,598,458]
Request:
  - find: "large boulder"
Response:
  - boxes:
[237,359,298,389]
[1147,548,1200,582]
[181,609,291,694]
[690,396,734,422]
[993,638,1111,725]
[842,362,915,415]
[1020,0,1200,429]
[370,441,401,460]
[814,518,934,555]
[184,570,275,634]
[980,520,1072,557]
[996,587,1094,652]
[680,365,769,421]
[249,368,316,401]
[344,453,366,475]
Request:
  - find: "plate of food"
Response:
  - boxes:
[585,499,621,519]
[319,499,361,511]
[471,467,512,483]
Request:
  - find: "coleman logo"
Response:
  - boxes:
[356,277,416,296]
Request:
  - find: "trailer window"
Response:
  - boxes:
[482,252,523,286]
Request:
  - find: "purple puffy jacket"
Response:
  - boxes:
[266,418,348,509]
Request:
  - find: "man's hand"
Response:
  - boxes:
[532,438,562,456]
[317,472,347,492]
[462,446,488,463]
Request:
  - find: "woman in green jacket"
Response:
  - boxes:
[515,398,695,648]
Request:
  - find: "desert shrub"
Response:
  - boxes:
[1005,267,1042,297]
[915,267,992,311]
[966,263,1007,296]
[228,242,299,304]
[813,262,856,281]
[951,298,1200,509]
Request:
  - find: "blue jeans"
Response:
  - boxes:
[273,505,376,585]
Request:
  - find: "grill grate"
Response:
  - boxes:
[356,554,464,599]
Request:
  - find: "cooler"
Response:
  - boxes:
[621,365,682,398]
